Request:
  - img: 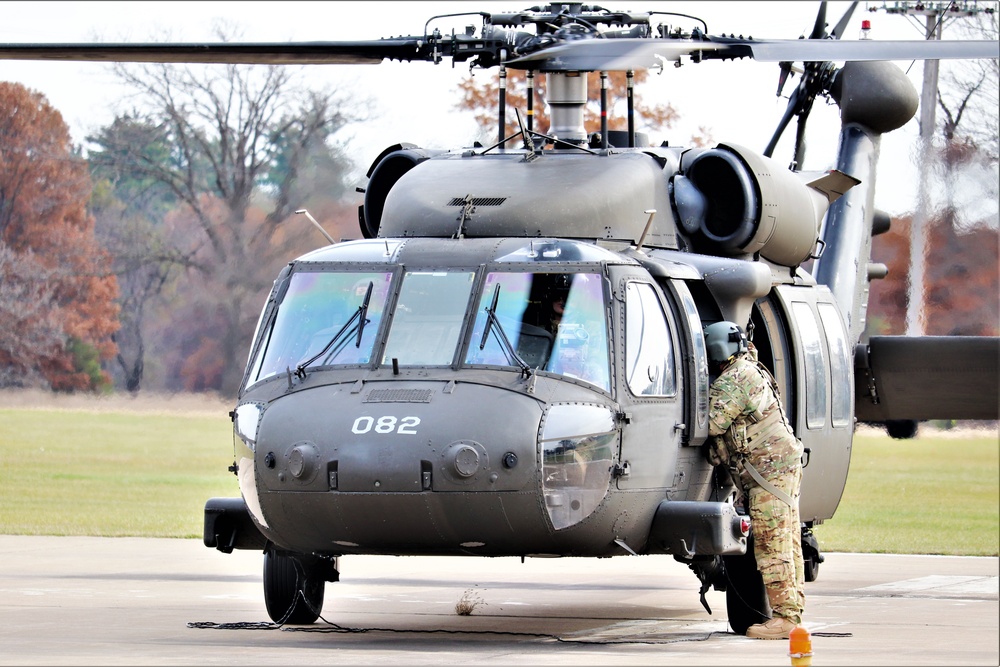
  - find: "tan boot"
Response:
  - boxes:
[745,616,797,639]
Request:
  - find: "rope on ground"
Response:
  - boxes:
[187,619,741,645]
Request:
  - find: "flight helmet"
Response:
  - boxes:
[704,321,748,364]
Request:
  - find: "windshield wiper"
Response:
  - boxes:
[295,281,373,379]
[479,283,532,377]
[355,281,374,346]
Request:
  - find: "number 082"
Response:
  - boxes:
[351,415,420,434]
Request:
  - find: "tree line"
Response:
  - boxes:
[1,23,996,397]
[1,60,363,396]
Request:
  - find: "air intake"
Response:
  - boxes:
[447,197,507,207]
[364,389,434,403]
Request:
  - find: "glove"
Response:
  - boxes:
[704,436,730,466]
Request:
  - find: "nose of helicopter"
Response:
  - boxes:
[247,379,557,555]
[255,379,542,493]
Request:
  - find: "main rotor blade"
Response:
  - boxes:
[764,84,802,157]
[810,1,829,40]
[745,38,998,62]
[831,2,859,40]
[506,37,999,71]
[0,39,428,65]
[2,35,995,71]
[506,40,726,70]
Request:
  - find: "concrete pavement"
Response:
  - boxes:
[0,535,996,665]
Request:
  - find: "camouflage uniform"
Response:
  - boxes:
[708,346,805,625]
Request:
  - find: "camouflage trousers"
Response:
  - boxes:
[748,466,805,624]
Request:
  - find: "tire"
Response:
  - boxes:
[804,556,820,583]
[263,550,324,624]
[722,537,770,635]
[885,419,918,439]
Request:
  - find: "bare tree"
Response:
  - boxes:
[93,37,362,395]
[935,11,999,227]
[90,116,196,392]
[95,209,194,392]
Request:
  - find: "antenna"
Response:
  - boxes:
[635,209,657,253]
[295,209,336,245]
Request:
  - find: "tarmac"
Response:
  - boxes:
[0,534,996,666]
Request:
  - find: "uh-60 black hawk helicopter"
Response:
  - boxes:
[4,1,997,635]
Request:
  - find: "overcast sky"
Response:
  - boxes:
[1,1,995,216]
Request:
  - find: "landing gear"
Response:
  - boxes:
[262,549,332,624]
[802,525,824,583]
[722,538,770,635]
[803,556,820,582]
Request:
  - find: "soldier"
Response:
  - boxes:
[703,321,805,640]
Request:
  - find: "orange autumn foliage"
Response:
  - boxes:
[0,82,119,390]
[868,215,999,336]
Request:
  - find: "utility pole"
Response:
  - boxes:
[873,1,992,336]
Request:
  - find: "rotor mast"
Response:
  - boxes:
[547,72,589,144]
[505,71,637,149]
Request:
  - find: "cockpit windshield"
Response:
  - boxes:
[244,261,612,394]
[465,271,611,391]
[248,271,393,383]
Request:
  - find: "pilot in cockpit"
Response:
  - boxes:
[517,274,572,368]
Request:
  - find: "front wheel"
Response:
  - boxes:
[263,550,325,624]
[722,537,770,635]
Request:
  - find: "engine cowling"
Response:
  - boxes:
[362,145,444,238]
[672,142,850,267]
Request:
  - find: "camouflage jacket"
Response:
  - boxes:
[708,349,801,482]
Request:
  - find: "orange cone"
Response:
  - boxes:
[789,625,812,666]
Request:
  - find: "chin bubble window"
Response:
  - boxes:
[539,404,618,530]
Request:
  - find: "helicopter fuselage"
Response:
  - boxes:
[222,183,856,562]
[230,236,740,559]
[201,43,990,626]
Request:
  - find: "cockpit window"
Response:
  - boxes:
[382,271,475,366]
[465,271,611,391]
[248,270,392,383]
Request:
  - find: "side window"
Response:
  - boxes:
[791,301,827,429]
[818,302,852,427]
[673,281,710,433]
[624,282,677,396]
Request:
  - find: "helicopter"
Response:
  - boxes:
[2,1,997,636]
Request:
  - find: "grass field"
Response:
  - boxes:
[815,429,999,556]
[0,394,236,538]
[0,394,997,554]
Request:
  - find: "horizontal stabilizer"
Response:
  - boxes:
[855,336,999,422]
[804,170,861,204]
